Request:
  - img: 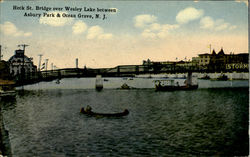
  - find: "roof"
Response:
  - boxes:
[218,48,225,55]
[8,55,32,62]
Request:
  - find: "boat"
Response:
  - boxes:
[0,79,16,97]
[55,79,60,84]
[80,107,129,117]
[200,74,210,79]
[95,75,103,91]
[154,72,198,91]
[121,83,130,89]
[154,80,198,91]
[217,74,228,81]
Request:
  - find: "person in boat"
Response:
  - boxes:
[80,105,92,113]
[85,105,92,112]
[155,81,161,87]
[176,82,180,86]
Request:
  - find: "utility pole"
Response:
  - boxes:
[76,58,78,68]
[51,63,53,70]
[18,44,29,73]
[208,44,211,54]
[38,54,43,71]
[45,59,48,78]
[18,44,29,87]
[45,59,49,71]
[0,45,2,61]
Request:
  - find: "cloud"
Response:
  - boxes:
[72,21,87,34]
[134,14,179,39]
[87,25,113,40]
[134,14,157,28]
[39,11,73,27]
[235,0,248,6]
[200,16,237,31]
[200,16,214,29]
[0,21,32,37]
[176,7,204,24]
[142,23,179,39]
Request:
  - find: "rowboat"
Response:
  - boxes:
[80,107,129,117]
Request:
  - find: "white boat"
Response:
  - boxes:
[154,72,198,91]
[154,79,198,91]
[95,75,103,91]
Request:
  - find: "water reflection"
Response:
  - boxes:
[1,88,248,156]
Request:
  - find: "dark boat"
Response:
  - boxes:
[200,74,210,80]
[121,83,130,89]
[155,83,198,91]
[217,74,228,81]
[0,79,16,97]
[80,107,129,117]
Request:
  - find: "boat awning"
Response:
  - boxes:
[0,79,15,85]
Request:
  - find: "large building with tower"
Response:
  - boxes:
[197,48,248,72]
[8,49,37,76]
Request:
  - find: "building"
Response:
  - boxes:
[8,49,37,76]
[196,48,248,72]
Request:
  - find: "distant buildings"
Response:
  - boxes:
[197,48,248,72]
[8,49,37,76]
[143,48,248,73]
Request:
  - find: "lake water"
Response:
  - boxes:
[0,78,249,156]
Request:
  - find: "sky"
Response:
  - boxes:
[0,0,248,69]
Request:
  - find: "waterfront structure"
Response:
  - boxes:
[8,49,37,76]
[0,61,11,80]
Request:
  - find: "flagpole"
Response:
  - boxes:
[209,44,211,54]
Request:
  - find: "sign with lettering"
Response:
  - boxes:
[226,63,248,70]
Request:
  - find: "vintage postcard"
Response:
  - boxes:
[0,0,249,156]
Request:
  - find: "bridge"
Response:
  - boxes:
[14,63,248,87]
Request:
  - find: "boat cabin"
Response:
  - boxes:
[0,79,16,96]
[154,79,183,87]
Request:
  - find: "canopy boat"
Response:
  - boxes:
[80,107,129,117]
[0,79,16,97]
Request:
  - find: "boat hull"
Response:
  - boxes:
[155,85,198,91]
[80,108,129,117]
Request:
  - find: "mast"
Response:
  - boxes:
[38,54,43,71]
[0,45,2,61]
